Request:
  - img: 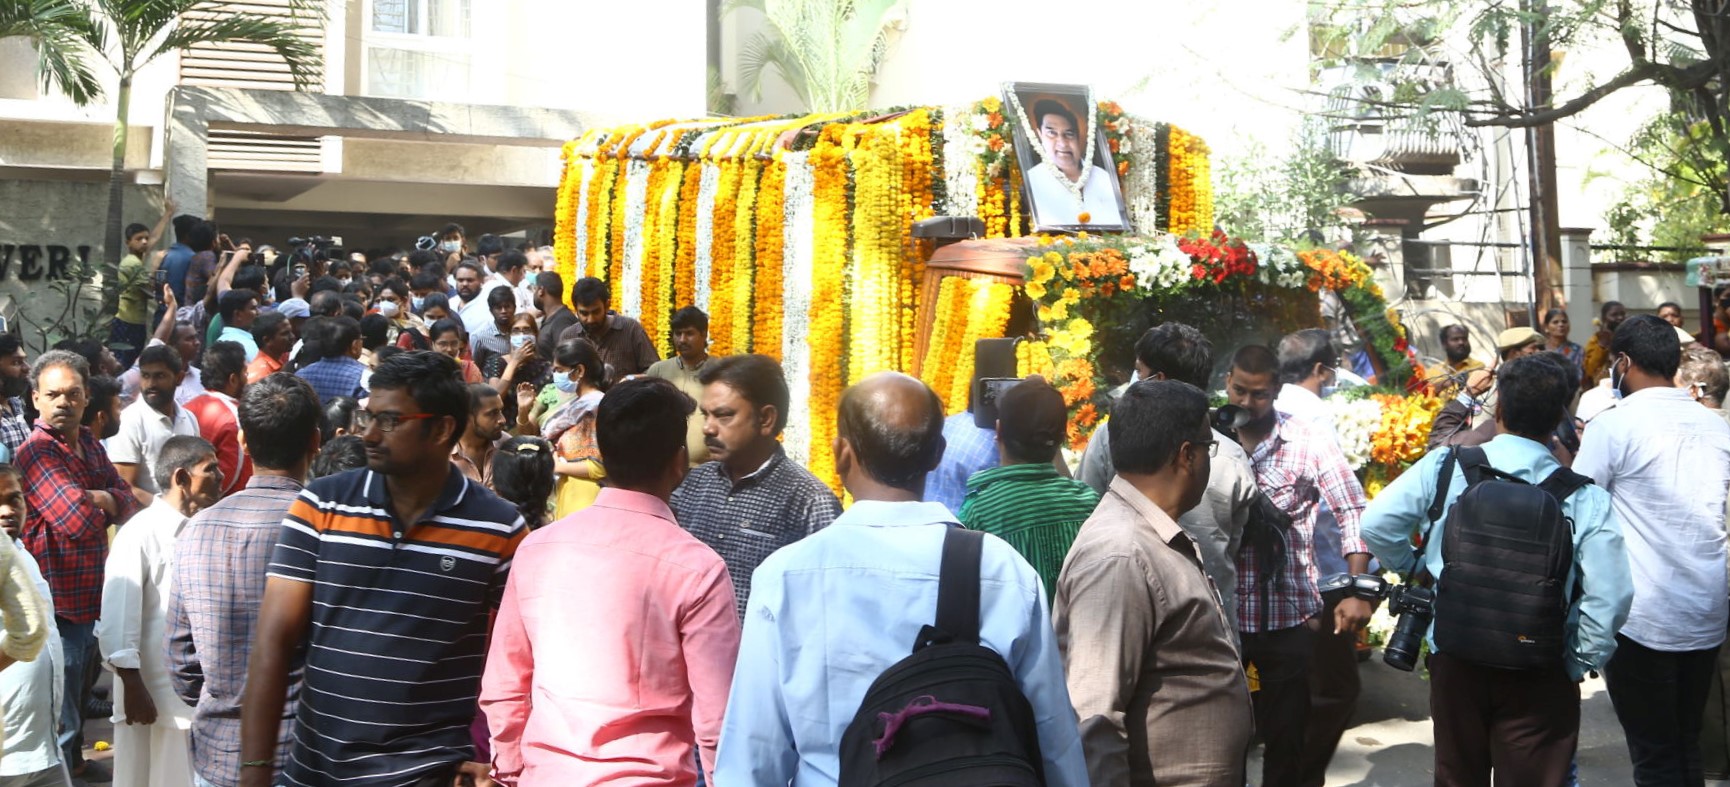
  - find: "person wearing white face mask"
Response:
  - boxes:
[372,277,425,346]
[487,313,553,427]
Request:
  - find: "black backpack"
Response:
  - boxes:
[1423,447,1592,670]
[838,528,1045,787]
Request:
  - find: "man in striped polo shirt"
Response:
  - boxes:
[958,376,1099,599]
[240,351,526,787]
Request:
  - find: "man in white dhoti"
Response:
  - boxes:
[1024,99,1120,228]
[97,436,222,787]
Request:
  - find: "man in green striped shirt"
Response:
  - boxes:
[959,376,1100,598]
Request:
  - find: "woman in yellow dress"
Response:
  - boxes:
[535,337,608,517]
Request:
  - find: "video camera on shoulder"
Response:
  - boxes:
[1211,403,1250,442]
[974,377,1024,430]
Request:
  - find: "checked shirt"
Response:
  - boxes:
[16,422,139,623]
[670,448,841,617]
[1236,412,1369,633]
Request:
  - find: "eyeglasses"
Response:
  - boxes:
[353,410,439,433]
[1192,438,1218,458]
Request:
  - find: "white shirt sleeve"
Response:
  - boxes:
[0,538,47,663]
[97,522,148,669]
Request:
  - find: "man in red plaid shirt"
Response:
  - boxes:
[15,349,139,777]
[1225,344,1372,787]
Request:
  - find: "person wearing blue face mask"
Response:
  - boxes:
[530,339,608,517]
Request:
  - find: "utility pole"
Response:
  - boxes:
[1522,0,1564,320]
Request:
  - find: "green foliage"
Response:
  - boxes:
[729,0,906,113]
[1213,119,1358,245]
[1601,113,1730,260]
[0,0,103,104]
[1310,0,1729,135]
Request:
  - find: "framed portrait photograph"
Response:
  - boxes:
[1003,81,1132,233]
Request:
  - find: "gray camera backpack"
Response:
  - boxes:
[1428,447,1592,670]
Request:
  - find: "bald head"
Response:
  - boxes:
[837,372,946,493]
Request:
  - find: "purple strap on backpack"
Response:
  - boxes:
[872,695,992,759]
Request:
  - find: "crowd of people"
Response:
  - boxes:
[0,211,1715,787]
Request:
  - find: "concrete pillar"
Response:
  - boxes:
[1559,227,1593,340]
[164,87,210,221]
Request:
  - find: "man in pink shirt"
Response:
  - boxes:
[480,376,740,786]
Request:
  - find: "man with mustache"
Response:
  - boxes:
[646,306,718,466]
[670,354,840,616]
[1225,344,1372,787]
[15,350,139,778]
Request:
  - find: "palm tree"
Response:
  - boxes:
[731,0,906,113]
[0,0,103,104]
[87,0,323,311]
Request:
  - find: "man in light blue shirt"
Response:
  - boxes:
[1362,353,1631,786]
[715,372,1087,787]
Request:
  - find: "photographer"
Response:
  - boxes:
[1360,353,1631,785]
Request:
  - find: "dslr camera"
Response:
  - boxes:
[1318,572,1434,672]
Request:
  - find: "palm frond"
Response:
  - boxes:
[0,0,105,104]
[738,27,809,106]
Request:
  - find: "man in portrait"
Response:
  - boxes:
[1022,97,1122,228]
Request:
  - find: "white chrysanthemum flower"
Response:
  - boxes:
[1326,396,1382,471]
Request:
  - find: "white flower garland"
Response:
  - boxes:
[692,160,720,312]
[1126,234,1193,291]
[618,160,651,314]
[571,158,594,279]
[941,103,980,218]
[1325,395,1383,471]
[780,151,816,468]
[1124,119,1162,233]
[1251,243,1309,290]
[1004,85,1097,203]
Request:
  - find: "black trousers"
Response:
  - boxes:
[1429,651,1580,787]
[1606,633,1722,786]
[1242,623,1313,787]
[1299,592,1362,787]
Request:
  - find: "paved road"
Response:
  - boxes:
[1254,653,1640,786]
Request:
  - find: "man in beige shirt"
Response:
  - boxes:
[645,306,715,466]
[1056,379,1253,786]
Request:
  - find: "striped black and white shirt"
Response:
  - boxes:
[268,466,525,786]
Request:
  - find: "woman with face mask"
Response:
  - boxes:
[532,338,608,517]
[487,312,552,426]
[372,276,425,345]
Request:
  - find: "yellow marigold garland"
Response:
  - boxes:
[731,155,760,354]
[806,124,854,493]
[707,138,741,356]
[753,155,787,358]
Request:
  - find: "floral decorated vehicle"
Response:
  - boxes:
[551,97,1438,494]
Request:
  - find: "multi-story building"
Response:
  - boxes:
[0,0,704,344]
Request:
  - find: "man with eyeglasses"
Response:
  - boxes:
[1225,344,1372,787]
[240,351,527,787]
[1055,379,1252,785]
[1271,328,1376,787]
